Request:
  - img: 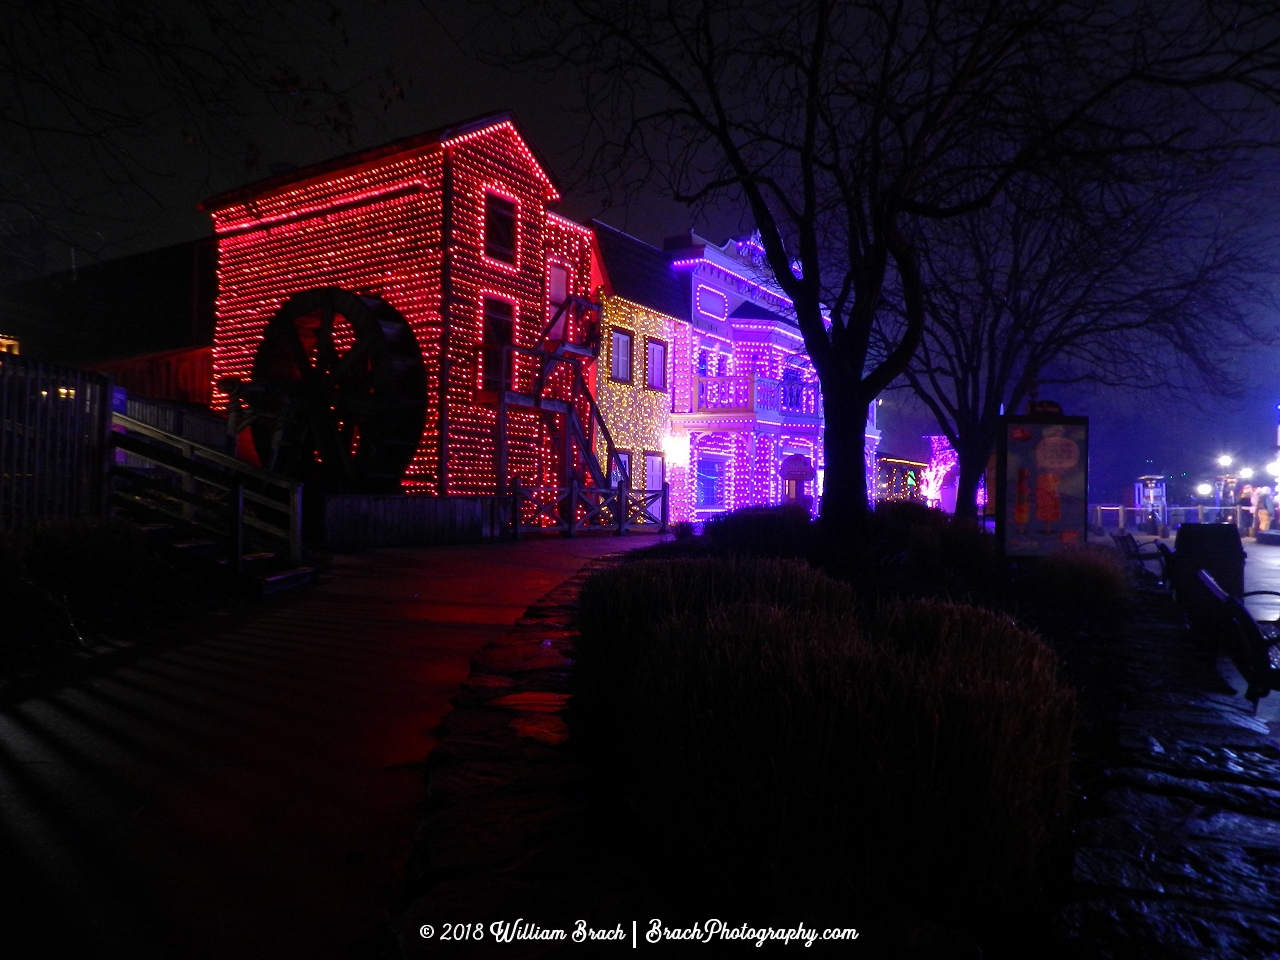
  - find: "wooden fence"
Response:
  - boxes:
[511,481,669,537]
[322,494,511,548]
[0,354,112,530]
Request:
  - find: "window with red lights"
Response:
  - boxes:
[548,263,570,338]
[484,193,517,264]
[481,297,514,393]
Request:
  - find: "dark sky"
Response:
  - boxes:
[15,0,1280,505]
[51,1,730,262]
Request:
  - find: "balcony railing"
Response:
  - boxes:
[695,375,821,421]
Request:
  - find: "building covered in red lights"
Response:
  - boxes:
[203,113,601,498]
[201,111,858,521]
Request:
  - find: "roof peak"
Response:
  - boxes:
[201,111,558,211]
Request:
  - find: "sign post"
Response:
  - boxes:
[996,414,1089,556]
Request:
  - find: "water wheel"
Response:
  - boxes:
[246,288,426,493]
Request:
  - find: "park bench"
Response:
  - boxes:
[1196,569,1280,708]
[1111,532,1167,581]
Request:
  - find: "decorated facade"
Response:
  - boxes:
[203,113,600,496]
[201,111,871,522]
[661,232,878,519]
[591,222,684,503]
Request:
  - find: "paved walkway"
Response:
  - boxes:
[1057,537,1280,957]
[0,536,659,960]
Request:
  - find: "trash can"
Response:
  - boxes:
[1173,523,1246,598]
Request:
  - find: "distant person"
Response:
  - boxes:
[1240,484,1255,536]
[1256,486,1274,535]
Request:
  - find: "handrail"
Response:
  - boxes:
[1091,503,1252,533]
[110,412,302,563]
[113,413,290,486]
[500,339,628,487]
[535,295,601,349]
[693,374,815,419]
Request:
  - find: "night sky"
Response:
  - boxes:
[8,0,1279,506]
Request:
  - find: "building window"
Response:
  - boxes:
[484,193,517,264]
[611,450,631,487]
[610,329,633,383]
[481,297,514,393]
[645,338,667,391]
[547,263,569,338]
[696,458,725,507]
[644,452,664,492]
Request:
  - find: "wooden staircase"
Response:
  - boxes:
[495,296,626,494]
[109,413,318,595]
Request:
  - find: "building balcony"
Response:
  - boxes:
[677,375,822,430]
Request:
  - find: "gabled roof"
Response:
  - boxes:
[730,300,796,327]
[201,111,559,211]
[592,220,688,321]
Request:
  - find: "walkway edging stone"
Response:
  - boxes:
[386,553,630,957]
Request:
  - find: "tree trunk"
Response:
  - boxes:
[818,381,869,541]
[952,438,990,523]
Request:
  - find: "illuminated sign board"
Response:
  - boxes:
[996,414,1089,556]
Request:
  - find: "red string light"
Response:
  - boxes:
[208,119,591,496]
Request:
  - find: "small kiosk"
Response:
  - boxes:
[780,454,817,512]
[1134,475,1168,536]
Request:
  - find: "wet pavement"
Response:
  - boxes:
[1058,539,1280,958]
[0,536,660,960]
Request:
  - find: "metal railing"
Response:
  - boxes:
[1092,503,1254,532]
[695,374,820,422]
[110,413,303,566]
[124,396,236,453]
[511,480,668,537]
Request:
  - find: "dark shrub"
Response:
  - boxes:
[702,505,814,557]
[0,527,84,667]
[1,517,230,672]
[0,528,25,582]
[27,517,147,594]
[576,557,1075,927]
[871,499,949,541]
[1023,544,1129,610]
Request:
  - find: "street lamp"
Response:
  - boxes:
[1241,467,1255,479]
[1267,460,1280,478]
[1218,454,1233,467]
[1196,482,1213,496]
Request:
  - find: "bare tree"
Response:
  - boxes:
[501,0,1280,539]
[0,0,407,276]
[886,172,1270,520]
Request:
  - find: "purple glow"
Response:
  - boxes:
[920,435,958,508]
[670,257,795,312]
[695,284,729,321]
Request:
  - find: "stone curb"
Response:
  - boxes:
[383,554,631,958]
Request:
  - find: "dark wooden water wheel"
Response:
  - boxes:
[247,288,426,493]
